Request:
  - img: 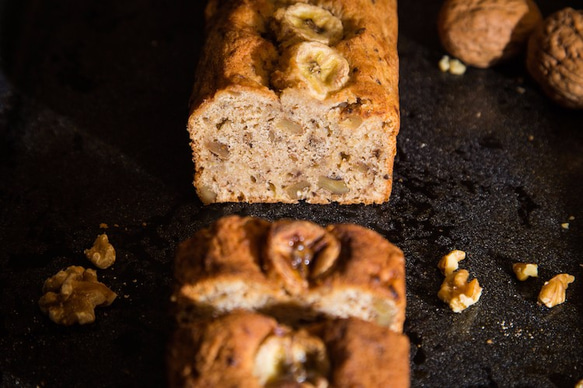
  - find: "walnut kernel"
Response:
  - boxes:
[438,249,466,276]
[512,263,538,281]
[538,273,575,308]
[438,0,542,68]
[438,55,467,75]
[317,176,350,195]
[438,269,483,313]
[84,233,116,269]
[38,266,117,325]
[526,8,583,109]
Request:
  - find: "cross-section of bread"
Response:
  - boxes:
[172,215,405,332]
[188,0,399,204]
[167,311,410,388]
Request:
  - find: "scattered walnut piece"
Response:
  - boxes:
[438,0,542,68]
[438,250,466,275]
[526,8,583,109]
[84,233,116,269]
[438,55,467,75]
[512,263,538,281]
[438,269,483,313]
[39,266,117,325]
[575,379,583,388]
[538,273,575,308]
[438,55,451,72]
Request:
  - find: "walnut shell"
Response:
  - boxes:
[526,8,583,109]
[438,0,542,68]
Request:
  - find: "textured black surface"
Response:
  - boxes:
[0,1,582,387]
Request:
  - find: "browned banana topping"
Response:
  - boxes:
[265,220,340,295]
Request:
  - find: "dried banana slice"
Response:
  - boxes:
[275,3,343,45]
[253,330,330,387]
[288,41,350,99]
[264,220,340,295]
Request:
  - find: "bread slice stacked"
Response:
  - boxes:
[187,0,399,204]
[168,216,409,387]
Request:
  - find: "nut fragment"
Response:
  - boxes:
[526,8,583,109]
[275,117,304,135]
[538,273,575,308]
[448,58,467,75]
[265,220,340,295]
[38,266,117,325]
[198,185,217,204]
[317,176,349,195]
[512,263,538,281]
[206,140,230,159]
[339,115,363,130]
[438,269,483,313]
[253,330,330,387]
[438,0,542,68]
[438,55,467,75]
[286,181,311,200]
[438,249,466,275]
[84,233,116,269]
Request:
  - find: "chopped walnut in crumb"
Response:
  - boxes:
[438,250,466,275]
[538,273,575,308]
[512,263,538,281]
[38,266,117,325]
[438,269,483,313]
[84,233,116,269]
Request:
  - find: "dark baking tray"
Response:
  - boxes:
[0,0,581,387]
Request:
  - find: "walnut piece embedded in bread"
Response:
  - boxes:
[188,0,399,204]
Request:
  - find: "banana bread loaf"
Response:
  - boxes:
[172,215,406,332]
[187,0,400,204]
[167,311,410,388]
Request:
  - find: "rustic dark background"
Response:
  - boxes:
[0,1,581,387]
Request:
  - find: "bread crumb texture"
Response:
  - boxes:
[188,0,399,204]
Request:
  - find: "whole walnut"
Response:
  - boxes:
[526,8,583,109]
[438,0,543,68]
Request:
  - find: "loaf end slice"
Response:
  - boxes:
[188,0,399,204]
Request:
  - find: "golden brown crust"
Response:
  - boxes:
[187,0,400,204]
[312,318,410,388]
[191,0,278,106]
[194,0,398,117]
[174,216,270,285]
[167,311,278,388]
[323,223,406,331]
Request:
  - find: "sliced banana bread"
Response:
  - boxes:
[188,0,399,204]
